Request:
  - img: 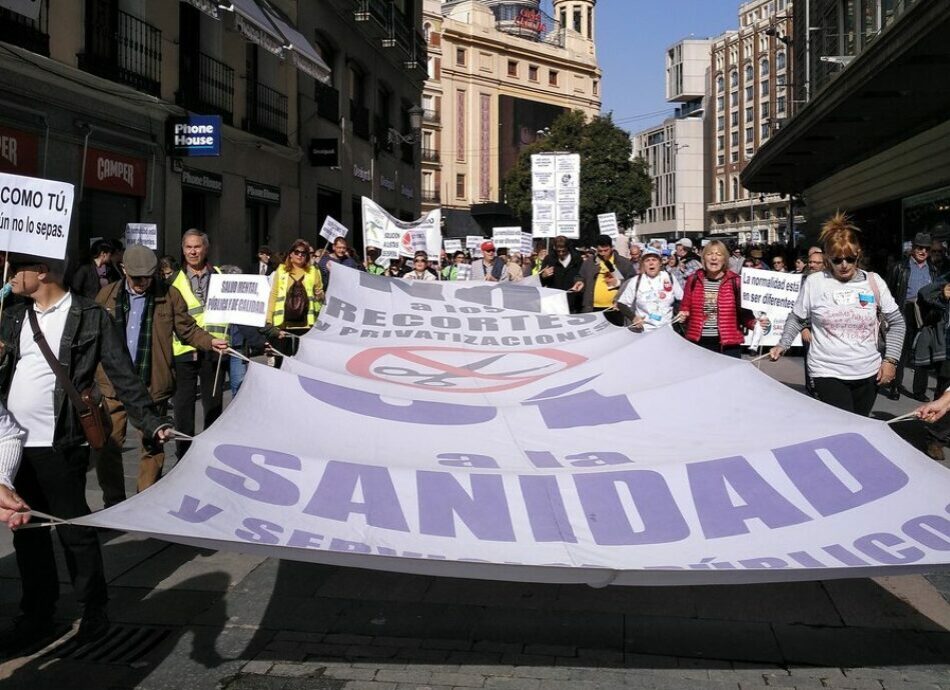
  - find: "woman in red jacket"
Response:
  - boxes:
[680,240,762,357]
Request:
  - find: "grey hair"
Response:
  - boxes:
[182,228,209,248]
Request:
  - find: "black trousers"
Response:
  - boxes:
[13,446,107,619]
[696,336,742,358]
[898,302,929,396]
[813,376,878,417]
[173,352,224,458]
[593,307,625,327]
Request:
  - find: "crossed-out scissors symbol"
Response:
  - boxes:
[372,354,553,388]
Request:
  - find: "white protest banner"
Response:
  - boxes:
[363,197,440,260]
[466,235,484,258]
[319,215,349,244]
[741,268,803,348]
[598,213,619,238]
[204,273,270,327]
[76,263,950,586]
[0,172,73,259]
[492,226,522,251]
[443,239,462,253]
[125,222,158,250]
[521,232,534,256]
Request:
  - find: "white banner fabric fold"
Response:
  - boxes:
[361,197,441,260]
[73,267,950,586]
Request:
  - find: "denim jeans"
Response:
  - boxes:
[229,353,248,396]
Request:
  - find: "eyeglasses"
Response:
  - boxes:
[291,249,310,257]
[831,256,858,265]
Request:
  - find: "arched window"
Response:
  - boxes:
[730,70,738,88]
[732,177,739,200]
[718,180,725,202]
[423,22,431,42]
[776,51,786,70]
[760,58,769,76]
[716,75,724,93]
[744,64,753,82]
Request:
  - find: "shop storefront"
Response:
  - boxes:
[180,167,223,241]
[0,125,40,176]
[245,180,280,255]
[79,147,147,249]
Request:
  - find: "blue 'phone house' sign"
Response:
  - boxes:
[169,115,222,157]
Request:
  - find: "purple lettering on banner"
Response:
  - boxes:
[737,557,788,569]
[437,453,499,468]
[303,461,409,532]
[287,529,325,548]
[524,390,639,429]
[417,471,516,541]
[525,451,562,468]
[787,550,827,568]
[573,470,689,545]
[519,475,578,543]
[393,313,424,327]
[329,538,372,553]
[687,455,811,539]
[168,495,223,523]
[454,285,541,313]
[235,517,283,544]
[567,452,632,468]
[207,445,301,506]
[773,433,908,516]
[853,532,925,565]
[902,514,950,551]
[297,376,496,425]
[822,543,868,566]
[359,270,445,301]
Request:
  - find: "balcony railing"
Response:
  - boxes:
[246,81,288,145]
[0,1,49,56]
[178,52,234,124]
[315,82,340,123]
[421,148,439,163]
[423,108,440,124]
[421,190,440,204]
[386,5,413,59]
[354,0,389,33]
[350,101,370,140]
[79,9,161,96]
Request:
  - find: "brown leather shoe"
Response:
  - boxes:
[925,440,945,461]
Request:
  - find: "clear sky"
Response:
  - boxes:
[544,0,742,135]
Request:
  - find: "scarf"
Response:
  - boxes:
[114,287,155,388]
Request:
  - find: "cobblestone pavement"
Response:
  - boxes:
[0,353,947,689]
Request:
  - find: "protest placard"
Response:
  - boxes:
[598,213,619,238]
[531,154,579,239]
[319,215,349,243]
[443,239,462,253]
[740,267,803,348]
[493,226,522,251]
[125,222,158,249]
[0,172,74,259]
[454,263,472,281]
[204,274,270,327]
[466,235,484,258]
[521,232,534,256]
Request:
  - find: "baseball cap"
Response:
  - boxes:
[676,238,693,249]
[641,247,661,259]
[480,241,495,252]
[122,244,158,277]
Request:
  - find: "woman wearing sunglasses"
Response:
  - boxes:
[769,213,905,416]
[265,239,325,361]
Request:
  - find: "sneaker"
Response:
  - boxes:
[0,615,57,656]
[73,608,110,646]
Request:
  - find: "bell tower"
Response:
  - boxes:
[552,0,596,42]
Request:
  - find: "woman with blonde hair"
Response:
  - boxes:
[265,239,324,360]
[680,240,761,357]
[769,213,904,415]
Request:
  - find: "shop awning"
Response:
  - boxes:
[218,0,285,56]
[742,0,950,195]
[179,0,220,20]
[261,4,332,84]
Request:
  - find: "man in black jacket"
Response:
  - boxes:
[539,235,584,313]
[887,232,939,401]
[0,253,173,655]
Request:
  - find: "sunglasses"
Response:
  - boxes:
[831,256,858,265]
[291,249,311,256]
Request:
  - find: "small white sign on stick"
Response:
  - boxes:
[444,239,463,253]
[319,216,349,243]
[598,213,619,238]
[492,226,522,251]
[466,235,484,258]
[205,274,270,327]
[125,222,158,249]
[0,172,74,259]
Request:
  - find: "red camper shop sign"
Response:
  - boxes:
[84,147,147,197]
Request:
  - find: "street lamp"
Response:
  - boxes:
[387,105,425,146]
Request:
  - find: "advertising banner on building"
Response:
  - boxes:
[0,126,39,176]
[362,197,441,261]
[84,148,147,197]
[0,172,73,259]
[168,115,222,157]
[75,264,950,586]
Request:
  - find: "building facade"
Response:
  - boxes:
[0,0,422,267]
[420,0,601,237]
[744,0,949,260]
[705,0,804,244]
[631,38,708,239]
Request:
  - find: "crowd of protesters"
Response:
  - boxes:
[0,211,947,658]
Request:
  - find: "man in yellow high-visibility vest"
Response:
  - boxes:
[170,229,229,459]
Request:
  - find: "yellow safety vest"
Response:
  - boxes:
[171,266,229,357]
[272,265,322,327]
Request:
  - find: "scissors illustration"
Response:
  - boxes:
[372,354,554,387]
